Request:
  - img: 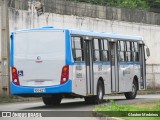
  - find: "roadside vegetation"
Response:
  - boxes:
[70,0,160,12]
[94,100,160,120]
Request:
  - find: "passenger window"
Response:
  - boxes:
[72,37,84,62]
[126,41,131,51]
[93,39,100,61]
[120,41,125,51]
[125,41,131,61]
[118,41,125,62]
[118,40,140,62]
[94,39,99,49]
[75,50,83,61]
[103,40,108,50]
[102,39,109,61]
[133,42,139,61]
[126,52,131,61]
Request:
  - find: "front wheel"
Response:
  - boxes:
[124,81,138,99]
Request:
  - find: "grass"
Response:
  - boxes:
[94,100,160,120]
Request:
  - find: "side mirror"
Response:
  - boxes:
[146,47,150,57]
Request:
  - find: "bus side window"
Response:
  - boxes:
[118,41,125,62]
[102,39,109,61]
[72,37,84,62]
[126,41,131,62]
[134,42,139,61]
[93,39,100,61]
[131,42,137,61]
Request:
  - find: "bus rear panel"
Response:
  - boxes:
[10,29,72,95]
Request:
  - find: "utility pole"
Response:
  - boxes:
[1,0,10,96]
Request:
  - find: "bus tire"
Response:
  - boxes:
[84,80,104,104]
[42,95,62,105]
[84,96,93,104]
[51,95,62,105]
[42,97,52,105]
[95,80,104,104]
[124,81,138,99]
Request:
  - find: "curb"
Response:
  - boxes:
[0,96,41,104]
[137,90,160,95]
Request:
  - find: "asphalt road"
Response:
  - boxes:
[0,94,160,119]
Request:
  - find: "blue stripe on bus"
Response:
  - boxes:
[118,62,141,65]
[72,62,111,65]
[93,62,111,65]
[10,80,72,95]
[73,62,85,65]
[65,30,74,65]
[10,32,14,67]
[72,61,140,65]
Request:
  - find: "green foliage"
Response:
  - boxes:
[71,0,160,10]
[95,100,148,112]
[94,101,160,119]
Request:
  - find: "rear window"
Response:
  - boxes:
[14,30,65,59]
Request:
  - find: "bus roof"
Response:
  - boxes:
[70,29,143,41]
[13,26,143,41]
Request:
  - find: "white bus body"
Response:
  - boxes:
[10,26,149,105]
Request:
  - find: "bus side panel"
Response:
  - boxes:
[134,63,141,90]
[71,63,87,96]
[119,62,140,92]
[119,63,133,92]
[103,63,112,94]
[93,62,111,95]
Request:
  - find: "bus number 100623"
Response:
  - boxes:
[34,88,46,93]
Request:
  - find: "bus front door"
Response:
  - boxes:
[84,39,94,95]
[139,44,146,89]
[109,41,119,92]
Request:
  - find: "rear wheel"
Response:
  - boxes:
[84,80,104,104]
[124,81,138,99]
[42,95,62,105]
[42,97,52,105]
[96,80,104,103]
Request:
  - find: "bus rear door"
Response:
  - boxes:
[83,38,94,95]
[109,40,119,92]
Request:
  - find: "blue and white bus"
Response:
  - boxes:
[10,26,150,105]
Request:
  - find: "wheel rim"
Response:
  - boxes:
[98,86,103,100]
[132,83,136,95]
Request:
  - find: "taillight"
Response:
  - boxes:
[60,65,69,84]
[12,67,20,85]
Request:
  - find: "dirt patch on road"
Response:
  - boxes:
[131,100,160,109]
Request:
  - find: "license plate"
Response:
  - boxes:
[34,88,46,93]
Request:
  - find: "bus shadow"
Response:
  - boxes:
[22,101,95,110]
[21,98,143,110]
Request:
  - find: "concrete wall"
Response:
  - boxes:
[0,1,160,89]
[147,64,160,89]
[7,8,160,64]
[9,0,160,26]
